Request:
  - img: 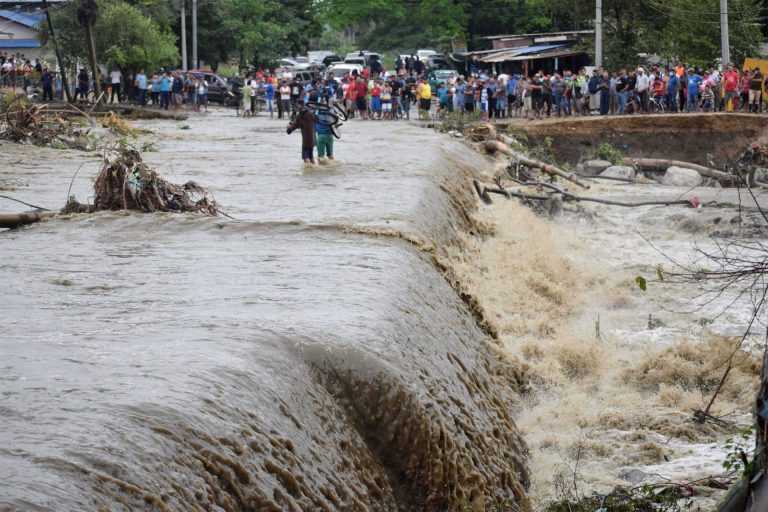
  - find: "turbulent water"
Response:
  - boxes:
[4,110,766,511]
[0,113,528,511]
[448,171,767,508]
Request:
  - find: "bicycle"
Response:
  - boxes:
[649,95,668,113]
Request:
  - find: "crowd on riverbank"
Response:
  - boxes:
[492,62,767,120]
[5,52,768,122]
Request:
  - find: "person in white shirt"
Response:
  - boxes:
[1,60,12,88]
[110,69,122,103]
[248,77,258,113]
[635,67,651,113]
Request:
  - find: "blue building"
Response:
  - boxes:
[0,0,66,60]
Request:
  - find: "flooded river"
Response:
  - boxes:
[0,111,528,511]
[3,109,766,511]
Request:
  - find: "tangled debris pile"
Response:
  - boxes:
[67,148,221,215]
[0,94,95,150]
[60,149,221,215]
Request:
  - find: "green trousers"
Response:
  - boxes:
[317,133,334,158]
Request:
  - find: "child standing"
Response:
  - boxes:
[370,80,382,120]
[381,83,392,120]
[241,80,252,117]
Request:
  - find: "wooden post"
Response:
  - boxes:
[83,20,101,101]
[41,0,72,103]
[77,0,101,103]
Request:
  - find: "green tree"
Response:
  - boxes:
[220,0,320,69]
[41,0,178,74]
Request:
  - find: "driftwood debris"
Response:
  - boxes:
[482,140,591,190]
[622,157,738,184]
[84,148,221,215]
[0,94,94,149]
[474,178,693,209]
[0,211,54,229]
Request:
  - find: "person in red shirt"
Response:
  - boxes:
[652,76,664,99]
[362,67,370,80]
[741,68,751,112]
[355,77,368,119]
[370,81,382,119]
[723,63,740,112]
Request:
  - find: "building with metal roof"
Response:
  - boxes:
[458,31,594,76]
[0,1,64,60]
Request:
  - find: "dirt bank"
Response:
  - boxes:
[501,113,768,166]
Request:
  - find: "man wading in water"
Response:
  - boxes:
[286,99,317,164]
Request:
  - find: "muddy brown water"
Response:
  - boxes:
[0,113,528,511]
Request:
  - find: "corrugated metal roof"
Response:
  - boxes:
[505,48,584,62]
[0,38,40,48]
[480,44,570,63]
[0,9,44,27]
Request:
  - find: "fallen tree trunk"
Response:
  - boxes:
[474,179,693,208]
[482,140,591,190]
[622,157,738,183]
[0,212,54,229]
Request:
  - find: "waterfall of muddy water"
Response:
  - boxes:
[0,115,530,511]
[448,170,768,508]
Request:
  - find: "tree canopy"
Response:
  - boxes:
[316,0,766,69]
[40,0,768,73]
[42,0,178,72]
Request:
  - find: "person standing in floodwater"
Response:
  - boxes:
[286,99,316,164]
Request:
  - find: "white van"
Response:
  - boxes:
[416,49,437,61]
[325,63,364,79]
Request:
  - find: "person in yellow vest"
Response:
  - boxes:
[418,76,431,113]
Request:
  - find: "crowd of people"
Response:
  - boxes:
[411,62,768,120]
[239,61,768,123]
[6,50,768,123]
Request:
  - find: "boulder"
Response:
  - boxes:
[583,159,612,176]
[601,165,635,179]
[662,166,702,187]
[618,468,650,484]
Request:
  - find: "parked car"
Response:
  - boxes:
[293,70,320,83]
[325,63,363,79]
[426,55,452,71]
[321,55,343,67]
[344,51,384,67]
[427,69,457,92]
[280,58,311,70]
[417,49,437,61]
[308,51,340,65]
[187,70,234,105]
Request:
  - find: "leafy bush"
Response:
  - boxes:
[592,142,623,165]
[435,110,484,134]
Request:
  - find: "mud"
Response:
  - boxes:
[503,113,768,166]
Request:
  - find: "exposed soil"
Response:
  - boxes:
[501,113,768,166]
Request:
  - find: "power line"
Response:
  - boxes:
[642,0,761,16]
[0,1,72,37]
[638,0,767,25]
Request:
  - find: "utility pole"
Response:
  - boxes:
[720,0,730,66]
[77,0,101,102]
[595,0,603,69]
[191,0,197,69]
[41,0,71,102]
[180,0,187,71]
